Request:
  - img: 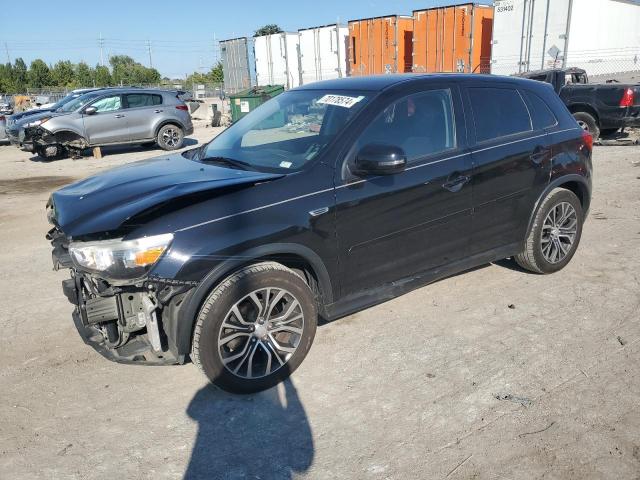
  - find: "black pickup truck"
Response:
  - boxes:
[520,67,640,139]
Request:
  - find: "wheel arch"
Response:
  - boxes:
[174,243,333,356]
[567,104,600,125]
[154,119,186,138]
[525,175,591,241]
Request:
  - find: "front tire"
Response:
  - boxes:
[515,188,583,274]
[157,124,184,151]
[192,262,318,394]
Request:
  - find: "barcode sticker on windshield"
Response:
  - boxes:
[279,161,292,168]
[317,94,365,108]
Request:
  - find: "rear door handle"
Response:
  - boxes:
[530,146,551,164]
[442,174,470,193]
[154,109,163,113]
[114,114,125,118]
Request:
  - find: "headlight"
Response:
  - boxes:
[25,117,50,128]
[69,233,173,280]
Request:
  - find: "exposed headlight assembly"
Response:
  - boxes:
[25,117,50,128]
[69,233,173,280]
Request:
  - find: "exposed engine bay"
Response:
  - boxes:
[49,226,195,364]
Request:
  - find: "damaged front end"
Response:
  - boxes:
[23,124,87,159]
[48,226,195,365]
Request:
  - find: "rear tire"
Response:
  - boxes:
[192,262,317,394]
[573,112,600,140]
[515,188,583,274]
[157,124,184,151]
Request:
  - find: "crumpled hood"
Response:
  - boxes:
[51,152,283,237]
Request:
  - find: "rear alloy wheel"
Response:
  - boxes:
[515,188,583,274]
[573,111,600,140]
[192,262,317,394]
[157,124,184,151]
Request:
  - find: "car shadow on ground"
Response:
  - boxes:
[27,137,199,162]
[184,378,314,480]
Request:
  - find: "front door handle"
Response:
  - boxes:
[530,146,550,164]
[114,114,125,118]
[442,174,470,193]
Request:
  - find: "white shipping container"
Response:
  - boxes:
[298,24,349,85]
[254,32,301,89]
[491,0,640,78]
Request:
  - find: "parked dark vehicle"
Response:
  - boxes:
[48,74,592,393]
[520,67,640,138]
[7,88,193,158]
[6,88,101,126]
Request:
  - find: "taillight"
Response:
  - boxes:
[620,88,634,107]
[176,105,189,111]
[0,115,4,121]
[582,130,593,151]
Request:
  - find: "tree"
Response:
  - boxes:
[13,58,28,89]
[109,55,159,85]
[0,63,16,93]
[254,24,283,37]
[94,65,112,86]
[209,62,223,83]
[28,59,51,88]
[51,60,75,87]
[75,62,94,87]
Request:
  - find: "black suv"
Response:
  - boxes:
[48,74,592,393]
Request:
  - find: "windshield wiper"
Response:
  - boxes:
[200,156,253,171]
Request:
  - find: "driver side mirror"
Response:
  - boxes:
[84,106,97,115]
[354,144,407,176]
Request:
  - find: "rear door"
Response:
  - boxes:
[463,83,552,254]
[123,93,163,141]
[82,94,129,145]
[335,84,473,296]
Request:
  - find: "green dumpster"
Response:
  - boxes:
[229,85,284,123]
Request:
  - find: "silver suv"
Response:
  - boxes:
[9,88,193,158]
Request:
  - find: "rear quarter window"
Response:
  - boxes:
[522,90,558,129]
[468,87,532,143]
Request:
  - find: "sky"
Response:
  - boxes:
[0,0,491,79]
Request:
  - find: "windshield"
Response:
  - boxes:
[56,92,102,113]
[201,89,370,172]
[51,92,87,110]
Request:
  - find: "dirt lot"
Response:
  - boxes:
[0,127,639,480]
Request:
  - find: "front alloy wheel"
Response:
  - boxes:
[217,287,305,379]
[192,262,317,393]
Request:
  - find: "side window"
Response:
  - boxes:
[522,91,557,129]
[355,89,456,162]
[91,95,122,112]
[468,87,531,142]
[126,93,162,108]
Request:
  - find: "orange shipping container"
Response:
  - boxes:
[348,15,413,76]
[412,3,493,74]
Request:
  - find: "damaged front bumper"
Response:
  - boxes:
[50,228,196,365]
[7,125,63,156]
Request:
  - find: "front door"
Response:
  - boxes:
[463,84,553,254]
[82,94,129,145]
[335,85,473,296]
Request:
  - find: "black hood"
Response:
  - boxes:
[50,152,283,237]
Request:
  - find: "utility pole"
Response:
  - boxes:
[4,42,10,64]
[99,33,104,67]
[146,39,153,68]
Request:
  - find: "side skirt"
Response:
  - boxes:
[323,242,521,322]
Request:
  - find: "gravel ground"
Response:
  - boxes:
[0,128,639,480]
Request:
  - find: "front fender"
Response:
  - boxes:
[166,243,333,356]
